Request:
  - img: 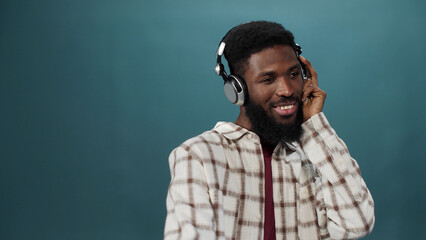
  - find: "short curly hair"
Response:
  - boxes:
[222,21,296,77]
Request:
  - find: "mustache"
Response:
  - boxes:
[270,96,302,106]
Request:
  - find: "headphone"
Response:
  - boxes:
[214,41,308,106]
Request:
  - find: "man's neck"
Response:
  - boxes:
[234,107,252,131]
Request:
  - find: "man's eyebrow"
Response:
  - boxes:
[256,64,301,78]
[257,71,276,78]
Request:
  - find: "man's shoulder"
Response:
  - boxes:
[180,122,241,146]
[173,121,250,153]
[179,126,223,149]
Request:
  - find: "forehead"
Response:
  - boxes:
[245,45,298,76]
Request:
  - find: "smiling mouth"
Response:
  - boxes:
[274,103,297,116]
[277,105,294,110]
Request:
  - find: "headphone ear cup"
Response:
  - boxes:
[224,75,247,106]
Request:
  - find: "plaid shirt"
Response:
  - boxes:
[164,113,374,240]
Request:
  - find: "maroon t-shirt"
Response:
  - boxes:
[261,141,276,240]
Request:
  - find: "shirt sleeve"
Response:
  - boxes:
[164,143,217,240]
[300,112,375,239]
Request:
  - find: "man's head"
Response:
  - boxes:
[223,21,305,144]
[223,21,296,77]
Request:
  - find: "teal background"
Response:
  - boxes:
[1,0,425,239]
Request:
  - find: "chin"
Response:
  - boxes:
[245,100,304,144]
[273,112,298,125]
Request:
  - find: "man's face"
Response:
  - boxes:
[242,45,304,143]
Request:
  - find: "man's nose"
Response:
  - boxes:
[275,77,294,97]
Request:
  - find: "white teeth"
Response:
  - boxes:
[278,105,294,110]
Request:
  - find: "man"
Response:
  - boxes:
[164,21,374,240]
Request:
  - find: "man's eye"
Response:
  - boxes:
[290,71,300,78]
[261,78,274,83]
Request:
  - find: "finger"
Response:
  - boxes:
[311,87,327,99]
[307,87,327,106]
[302,83,314,102]
[299,56,318,86]
[303,78,313,88]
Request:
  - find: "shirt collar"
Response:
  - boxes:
[213,121,300,151]
[213,121,252,140]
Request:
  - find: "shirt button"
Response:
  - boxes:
[247,134,252,140]
[255,213,262,220]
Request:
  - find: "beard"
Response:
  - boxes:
[244,97,304,145]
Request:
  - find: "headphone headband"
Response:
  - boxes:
[295,43,302,56]
[215,42,227,81]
